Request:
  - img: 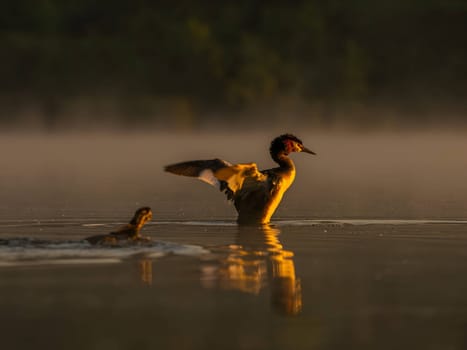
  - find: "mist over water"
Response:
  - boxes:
[1,129,466,222]
[2,128,467,350]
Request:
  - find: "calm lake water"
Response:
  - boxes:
[1,131,467,349]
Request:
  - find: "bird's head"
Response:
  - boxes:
[270,134,316,157]
[131,207,153,228]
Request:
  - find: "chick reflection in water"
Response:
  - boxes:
[139,259,153,285]
[85,207,153,245]
[201,225,302,316]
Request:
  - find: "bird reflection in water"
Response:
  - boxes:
[201,225,302,316]
[139,259,153,285]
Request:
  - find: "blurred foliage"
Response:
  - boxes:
[0,0,466,126]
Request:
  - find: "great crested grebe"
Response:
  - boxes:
[85,207,153,244]
[164,134,315,225]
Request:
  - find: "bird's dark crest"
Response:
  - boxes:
[136,206,151,213]
[270,134,303,157]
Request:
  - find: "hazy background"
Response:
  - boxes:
[1,2,466,222]
[1,131,466,222]
[1,1,466,130]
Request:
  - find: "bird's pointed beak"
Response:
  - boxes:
[301,146,316,155]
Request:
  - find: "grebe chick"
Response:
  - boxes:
[85,207,153,245]
[164,134,315,225]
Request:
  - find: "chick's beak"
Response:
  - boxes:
[301,146,316,155]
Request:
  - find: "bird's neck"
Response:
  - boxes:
[130,218,143,229]
[272,151,295,171]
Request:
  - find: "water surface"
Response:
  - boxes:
[1,131,467,349]
[1,219,467,350]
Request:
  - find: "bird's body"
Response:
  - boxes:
[85,207,153,245]
[165,134,315,225]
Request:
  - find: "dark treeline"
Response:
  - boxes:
[1,1,466,128]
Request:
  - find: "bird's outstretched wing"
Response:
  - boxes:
[165,158,231,185]
[164,159,267,200]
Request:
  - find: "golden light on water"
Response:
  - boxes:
[200,225,303,316]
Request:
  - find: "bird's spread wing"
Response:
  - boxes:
[164,159,267,200]
[214,163,267,194]
[165,159,231,186]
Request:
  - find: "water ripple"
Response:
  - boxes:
[0,238,209,266]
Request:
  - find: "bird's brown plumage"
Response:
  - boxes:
[85,207,153,245]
